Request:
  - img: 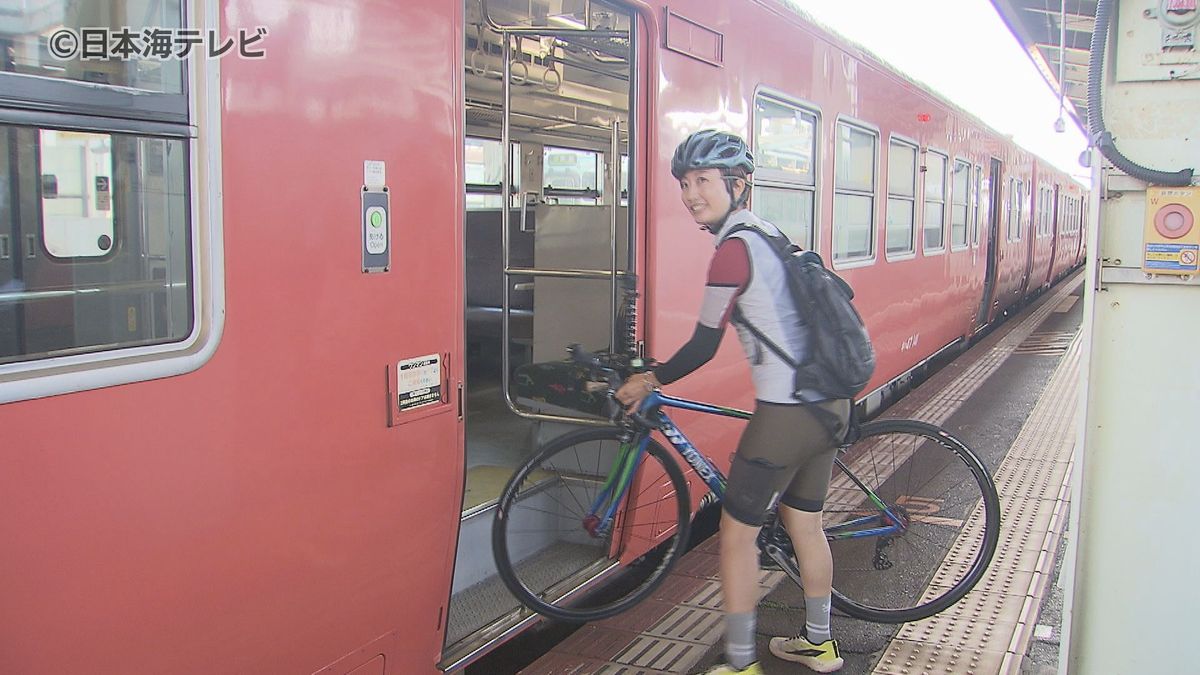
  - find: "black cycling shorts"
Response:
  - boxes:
[722,398,851,526]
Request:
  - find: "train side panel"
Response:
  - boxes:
[0,1,465,673]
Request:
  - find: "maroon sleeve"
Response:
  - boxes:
[698,238,751,329]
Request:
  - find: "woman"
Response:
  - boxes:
[615,129,848,674]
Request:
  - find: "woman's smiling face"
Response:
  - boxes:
[678,167,734,228]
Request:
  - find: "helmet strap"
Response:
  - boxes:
[722,175,752,219]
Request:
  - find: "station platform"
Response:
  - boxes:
[507,270,1084,675]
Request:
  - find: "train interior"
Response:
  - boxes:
[447,0,637,659]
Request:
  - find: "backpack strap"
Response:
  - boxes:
[731,305,799,369]
[723,222,797,257]
[725,223,804,371]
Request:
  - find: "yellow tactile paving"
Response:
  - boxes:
[872,336,1080,675]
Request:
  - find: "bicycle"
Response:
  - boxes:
[492,346,1000,624]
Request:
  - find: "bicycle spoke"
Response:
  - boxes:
[493,429,691,622]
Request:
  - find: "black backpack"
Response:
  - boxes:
[726,224,876,401]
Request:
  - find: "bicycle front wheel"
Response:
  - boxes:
[825,419,1000,623]
[492,428,691,622]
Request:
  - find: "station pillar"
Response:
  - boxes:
[1064,1,1200,672]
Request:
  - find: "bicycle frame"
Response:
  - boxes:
[588,391,906,543]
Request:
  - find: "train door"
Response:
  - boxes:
[1019,180,1037,299]
[0,129,21,358]
[446,0,639,666]
[976,158,1003,326]
[1046,184,1060,286]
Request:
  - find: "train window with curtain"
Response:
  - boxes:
[833,121,876,262]
[753,94,818,248]
[951,159,970,250]
[465,137,522,210]
[922,151,947,252]
[885,138,917,257]
[0,0,217,397]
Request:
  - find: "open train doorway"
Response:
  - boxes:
[446,0,639,665]
[976,158,1003,327]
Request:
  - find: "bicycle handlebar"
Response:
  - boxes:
[566,344,657,427]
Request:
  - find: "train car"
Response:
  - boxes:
[0,1,1085,673]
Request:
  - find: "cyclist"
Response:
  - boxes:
[615,129,848,674]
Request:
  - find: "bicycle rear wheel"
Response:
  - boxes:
[825,419,1000,623]
[492,427,691,622]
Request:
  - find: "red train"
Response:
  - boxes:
[0,0,1085,673]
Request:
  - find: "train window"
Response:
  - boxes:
[756,187,815,249]
[0,1,188,124]
[1036,188,1044,237]
[0,0,218,401]
[833,122,876,262]
[885,138,917,256]
[951,159,970,250]
[754,98,817,185]
[753,95,818,248]
[1,0,184,94]
[1016,180,1025,241]
[543,146,601,205]
[1007,178,1020,241]
[972,165,983,247]
[38,130,115,259]
[621,155,629,207]
[1048,190,1056,237]
[465,137,521,209]
[922,151,947,252]
[1044,189,1050,237]
[2,125,192,365]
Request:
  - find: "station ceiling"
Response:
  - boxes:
[989,0,1097,132]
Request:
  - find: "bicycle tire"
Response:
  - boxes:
[492,427,691,622]
[825,419,1000,623]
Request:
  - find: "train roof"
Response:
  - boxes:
[769,0,1085,185]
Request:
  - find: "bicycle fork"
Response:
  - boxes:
[582,432,651,538]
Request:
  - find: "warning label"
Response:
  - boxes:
[1145,242,1200,273]
[397,354,442,411]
